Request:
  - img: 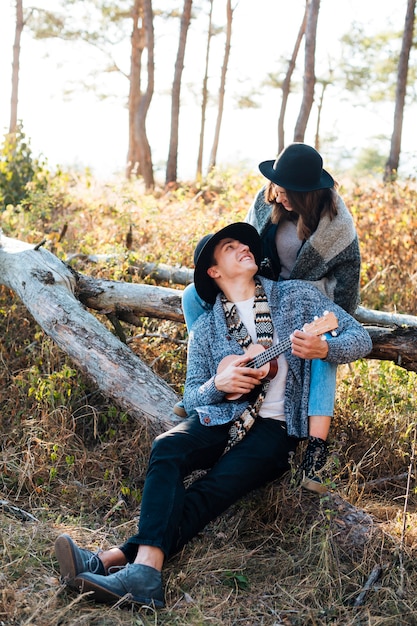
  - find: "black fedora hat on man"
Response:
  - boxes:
[193,222,262,304]
[258,143,334,192]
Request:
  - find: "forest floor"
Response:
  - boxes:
[1,170,417,625]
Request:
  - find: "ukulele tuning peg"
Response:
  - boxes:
[323,310,329,315]
[331,330,337,337]
[314,315,318,320]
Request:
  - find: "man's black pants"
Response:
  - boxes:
[120,412,297,560]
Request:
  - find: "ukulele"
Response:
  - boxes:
[217,311,338,401]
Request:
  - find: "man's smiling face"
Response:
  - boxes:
[208,237,258,282]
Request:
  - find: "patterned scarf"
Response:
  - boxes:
[221,279,274,453]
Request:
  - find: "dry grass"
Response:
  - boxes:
[1,171,417,625]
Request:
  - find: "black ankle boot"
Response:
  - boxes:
[298,436,328,493]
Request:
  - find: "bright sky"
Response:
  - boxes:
[0,0,412,181]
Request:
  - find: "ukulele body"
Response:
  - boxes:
[217,344,279,401]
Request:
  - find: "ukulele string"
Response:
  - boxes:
[243,315,335,369]
[246,338,292,369]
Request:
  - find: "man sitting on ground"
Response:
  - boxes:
[55,222,372,608]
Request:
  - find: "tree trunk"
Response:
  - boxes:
[383,0,416,183]
[9,0,24,134]
[196,0,214,180]
[135,0,155,190]
[277,1,307,153]
[313,78,330,151]
[208,0,233,172]
[293,0,320,142]
[126,0,145,179]
[165,0,193,186]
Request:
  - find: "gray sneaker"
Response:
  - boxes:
[74,563,165,608]
[55,534,105,588]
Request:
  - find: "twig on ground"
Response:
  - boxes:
[127,331,187,345]
[353,564,383,607]
[103,497,128,522]
[0,499,39,522]
[106,311,127,343]
[360,472,409,490]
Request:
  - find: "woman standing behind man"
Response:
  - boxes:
[179,143,361,492]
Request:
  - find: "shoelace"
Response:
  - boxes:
[108,565,126,575]
[87,551,104,574]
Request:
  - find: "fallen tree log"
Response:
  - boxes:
[76,275,417,372]
[74,260,417,329]
[354,305,417,328]
[0,235,180,432]
[365,326,417,371]
[74,258,417,373]
[66,253,195,287]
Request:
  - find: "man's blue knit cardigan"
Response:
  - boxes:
[183,277,372,440]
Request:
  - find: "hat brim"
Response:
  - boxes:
[259,159,334,191]
[194,223,262,304]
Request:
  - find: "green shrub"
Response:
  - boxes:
[0,122,49,209]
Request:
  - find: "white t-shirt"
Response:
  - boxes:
[234,297,288,421]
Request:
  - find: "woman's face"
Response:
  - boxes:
[273,184,293,211]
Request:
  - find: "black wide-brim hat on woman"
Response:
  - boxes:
[259,142,334,191]
[193,222,262,304]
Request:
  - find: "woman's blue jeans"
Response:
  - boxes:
[182,282,336,417]
[119,413,297,560]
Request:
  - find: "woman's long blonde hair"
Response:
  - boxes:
[264,181,339,241]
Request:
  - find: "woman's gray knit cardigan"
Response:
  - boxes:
[245,187,361,314]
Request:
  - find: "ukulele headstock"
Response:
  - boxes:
[302,311,338,336]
